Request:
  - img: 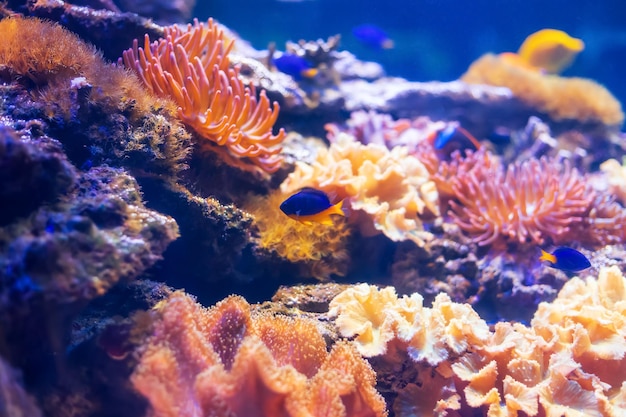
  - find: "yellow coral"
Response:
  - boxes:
[280,133,439,247]
[600,158,626,205]
[461,53,624,127]
[328,283,490,364]
[331,266,626,417]
[245,190,351,280]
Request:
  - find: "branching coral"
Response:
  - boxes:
[132,291,387,417]
[122,18,285,173]
[280,132,439,246]
[245,189,351,280]
[462,53,624,127]
[330,266,626,417]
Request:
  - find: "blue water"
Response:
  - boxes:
[196,0,626,108]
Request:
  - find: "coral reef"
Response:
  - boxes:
[0,16,192,179]
[132,291,387,417]
[462,53,624,128]
[281,132,439,246]
[245,189,351,280]
[122,18,285,173]
[330,266,626,416]
[0,163,179,310]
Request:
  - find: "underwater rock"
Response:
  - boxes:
[26,0,164,62]
[338,79,533,138]
[113,0,195,24]
[0,356,43,417]
[0,126,76,226]
[0,164,179,313]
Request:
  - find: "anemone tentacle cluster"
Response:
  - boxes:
[433,149,626,247]
[122,18,285,173]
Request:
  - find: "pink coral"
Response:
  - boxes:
[132,291,387,417]
[122,18,285,173]
[448,155,593,246]
[438,149,626,247]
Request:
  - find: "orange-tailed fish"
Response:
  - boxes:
[280,188,345,225]
[517,29,584,74]
[427,123,481,151]
[539,247,591,272]
[352,24,394,49]
[273,53,318,80]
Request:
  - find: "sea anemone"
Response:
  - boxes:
[122,18,285,173]
[447,153,593,246]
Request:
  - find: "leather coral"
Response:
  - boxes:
[122,18,285,173]
[132,291,387,417]
[329,266,626,417]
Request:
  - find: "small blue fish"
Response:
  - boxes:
[539,247,591,272]
[273,53,318,80]
[352,24,394,49]
[280,188,345,225]
[430,124,481,151]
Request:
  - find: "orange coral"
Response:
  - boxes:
[132,291,387,417]
[461,53,624,127]
[122,18,285,173]
[245,189,351,280]
[331,266,626,417]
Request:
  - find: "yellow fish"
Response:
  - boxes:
[517,28,584,74]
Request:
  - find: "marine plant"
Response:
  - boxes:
[245,189,351,280]
[122,18,286,174]
[132,291,387,417]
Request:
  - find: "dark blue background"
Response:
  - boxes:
[195,0,626,112]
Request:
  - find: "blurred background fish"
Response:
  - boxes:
[500,28,585,74]
[273,53,318,80]
[352,24,394,49]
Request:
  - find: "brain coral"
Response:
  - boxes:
[281,132,439,246]
[330,266,626,417]
[462,53,624,127]
[132,291,387,417]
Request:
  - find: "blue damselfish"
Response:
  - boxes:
[539,247,591,272]
[280,188,345,225]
